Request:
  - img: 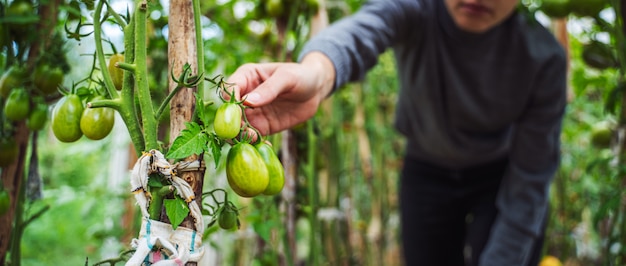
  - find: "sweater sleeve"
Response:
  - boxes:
[479,52,567,265]
[297,0,420,90]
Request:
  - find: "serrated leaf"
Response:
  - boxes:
[164,196,189,230]
[208,134,223,168]
[166,122,209,159]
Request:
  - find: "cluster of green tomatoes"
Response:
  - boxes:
[51,93,115,143]
[213,90,285,199]
[0,63,64,167]
[49,53,124,144]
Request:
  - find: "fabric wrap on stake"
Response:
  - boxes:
[128,150,205,265]
[126,218,205,266]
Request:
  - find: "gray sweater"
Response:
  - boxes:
[299,0,567,264]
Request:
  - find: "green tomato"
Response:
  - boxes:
[0,138,18,167]
[226,142,269,197]
[570,0,607,17]
[540,0,571,18]
[214,102,242,139]
[26,102,48,131]
[80,97,115,140]
[0,66,25,98]
[4,88,30,121]
[0,189,10,216]
[51,94,84,142]
[34,65,64,95]
[582,41,617,70]
[108,54,125,91]
[6,0,35,34]
[255,141,285,196]
[265,0,284,17]
[591,121,613,149]
[218,206,238,230]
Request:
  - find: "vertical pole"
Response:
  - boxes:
[168,1,203,265]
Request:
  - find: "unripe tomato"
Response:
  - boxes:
[0,189,10,216]
[591,121,612,149]
[26,102,48,131]
[265,0,284,17]
[540,0,571,18]
[0,66,25,98]
[108,54,124,90]
[6,0,35,34]
[218,206,238,230]
[255,141,285,196]
[570,0,607,17]
[214,102,242,139]
[4,88,30,121]
[582,41,617,70]
[226,142,269,197]
[0,138,18,167]
[34,65,64,95]
[80,97,115,140]
[51,94,84,142]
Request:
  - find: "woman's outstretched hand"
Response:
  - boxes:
[226,52,336,136]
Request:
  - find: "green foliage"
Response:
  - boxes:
[166,122,209,159]
[20,136,127,265]
[164,196,190,230]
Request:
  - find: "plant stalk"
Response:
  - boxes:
[134,0,159,150]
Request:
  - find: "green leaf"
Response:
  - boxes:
[194,93,214,126]
[166,122,209,159]
[164,196,189,230]
[147,174,164,188]
[208,133,223,168]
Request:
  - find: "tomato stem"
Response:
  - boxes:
[93,0,119,100]
[134,0,159,151]
[103,1,127,28]
[116,62,136,73]
[94,0,145,155]
[148,185,173,220]
[192,0,206,101]
[156,84,183,121]
[87,98,121,109]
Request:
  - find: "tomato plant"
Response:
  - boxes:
[226,141,270,198]
[51,94,84,142]
[4,88,30,121]
[214,102,242,139]
[79,96,115,140]
[255,141,285,196]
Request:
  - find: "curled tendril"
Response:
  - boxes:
[171,63,204,88]
[65,19,93,41]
